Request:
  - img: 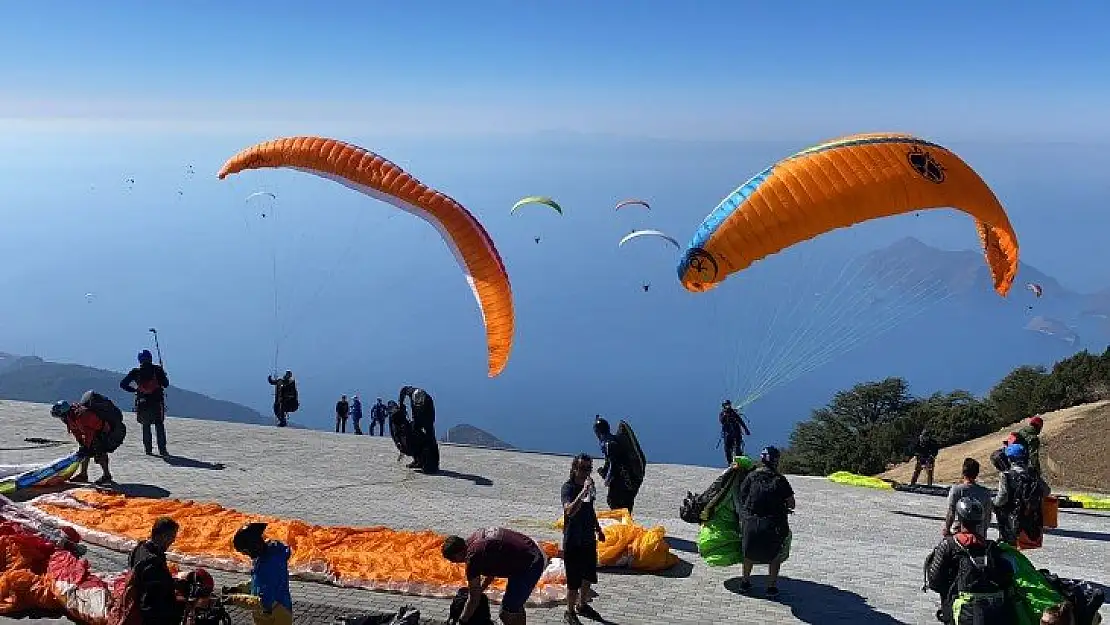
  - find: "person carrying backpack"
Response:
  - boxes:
[925,497,1018,625]
[266,371,298,427]
[993,443,1050,548]
[120,349,170,456]
[719,400,751,467]
[593,416,637,513]
[51,391,126,485]
[349,395,363,435]
[735,446,795,597]
[125,517,183,625]
[1015,416,1045,475]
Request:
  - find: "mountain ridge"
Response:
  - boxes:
[0,352,269,426]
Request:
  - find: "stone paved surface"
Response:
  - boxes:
[3,399,1109,625]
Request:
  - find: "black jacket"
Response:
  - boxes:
[128,540,181,625]
[925,532,1013,597]
[120,363,170,404]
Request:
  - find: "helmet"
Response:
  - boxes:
[180,568,215,598]
[955,497,985,523]
[760,446,781,465]
[138,349,153,364]
[1030,416,1044,430]
[51,400,71,418]
[722,400,732,407]
[734,455,754,470]
[1005,443,1028,460]
[593,415,611,435]
[232,522,267,555]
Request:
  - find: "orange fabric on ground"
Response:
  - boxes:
[34,492,561,597]
[0,522,65,615]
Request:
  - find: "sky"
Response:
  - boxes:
[1,2,1109,466]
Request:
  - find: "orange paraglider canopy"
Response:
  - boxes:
[218,136,514,377]
[678,132,1018,297]
[27,491,565,605]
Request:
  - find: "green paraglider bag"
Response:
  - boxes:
[697,488,743,567]
[997,542,1064,625]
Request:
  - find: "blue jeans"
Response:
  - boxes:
[501,555,545,614]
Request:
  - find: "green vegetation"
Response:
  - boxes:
[780,348,1110,476]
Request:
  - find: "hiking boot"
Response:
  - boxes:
[158,448,168,457]
[563,610,582,625]
[576,604,602,621]
[145,449,154,456]
[94,475,113,486]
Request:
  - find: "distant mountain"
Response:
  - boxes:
[445,424,516,449]
[0,352,269,425]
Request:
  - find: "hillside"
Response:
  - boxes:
[444,424,516,449]
[0,353,268,426]
[879,400,1110,491]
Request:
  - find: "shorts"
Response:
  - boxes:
[563,543,598,590]
[501,554,545,614]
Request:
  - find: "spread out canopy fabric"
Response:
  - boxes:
[0,451,82,496]
[25,490,567,606]
[218,136,515,377]
[678,132,1019,297]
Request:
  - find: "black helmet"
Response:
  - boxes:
[593,415,610,435]
[954,497,985,523]
[232,522,267,555]
[760,446,781,466]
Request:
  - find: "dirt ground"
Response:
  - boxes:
[879,400,1110,492]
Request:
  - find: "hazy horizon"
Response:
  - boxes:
[3,2,1108,465]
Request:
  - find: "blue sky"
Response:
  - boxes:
[3,2,1109,140]
[1,3,1109,465]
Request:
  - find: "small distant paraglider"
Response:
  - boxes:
[84,292,95,304]
[615,199,650,211]
[642,283,651,292]
[511,196,563,215]
[245,191,278,218]
[534,236,541,244]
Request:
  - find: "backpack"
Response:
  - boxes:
[281,382,299,413]
[680,467,740,524]
[448,588,492,625]
[946,542,1012,624]
[81,391,127,453]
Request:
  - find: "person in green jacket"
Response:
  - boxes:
[1015,416,1044,475]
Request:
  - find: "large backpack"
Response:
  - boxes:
[448,588,492,625]
[946,542,1013,625]
[680,467,741,524]
[281,382,299,413]
[81,391,127,453]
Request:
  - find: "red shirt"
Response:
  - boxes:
[464,527,543,580]
[65,408,106,448]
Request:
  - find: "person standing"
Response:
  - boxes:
[120,349,170,456]
[719,400,751,467]
[369,398,387,436]
[735,446,795,597]
[561,454,605,624]
[943,458,994,539]
[350,394,364,435]
[335,395,350,433]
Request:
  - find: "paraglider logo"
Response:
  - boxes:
[682,248,719,283]
[906,146,945,184]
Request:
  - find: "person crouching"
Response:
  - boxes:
[222,522,293,625]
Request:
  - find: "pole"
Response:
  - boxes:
[148,328,163,365]
[149,327,167,419]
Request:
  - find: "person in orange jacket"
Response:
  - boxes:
[51,399,117,485]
